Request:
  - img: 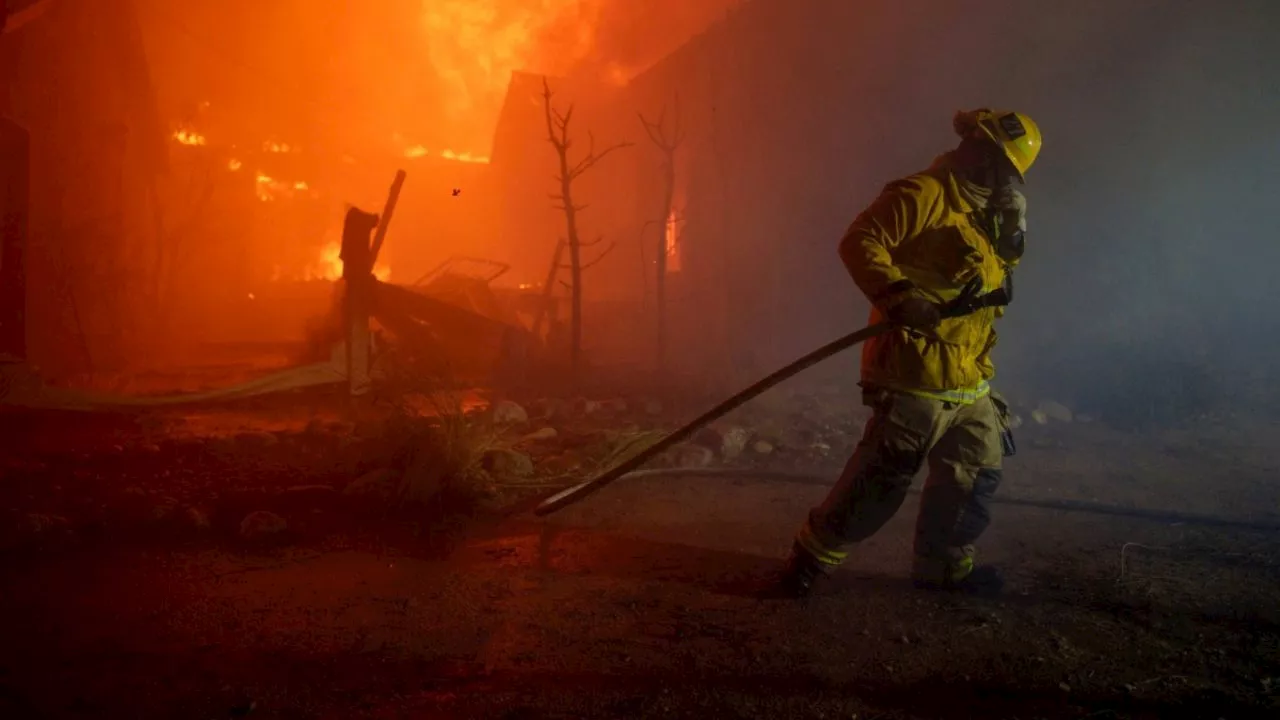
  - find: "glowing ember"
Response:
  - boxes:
[254,173,278,202]
[253,172,315,202]
[228,158,243,171]
[404,145,429,158]
[173,129,207,146]
[262,141,296,153]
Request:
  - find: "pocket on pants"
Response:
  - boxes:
[988,391,1017,457]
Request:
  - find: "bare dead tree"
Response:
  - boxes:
[542,76,631,376]
[638,95,685,375]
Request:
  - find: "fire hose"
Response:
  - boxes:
[534,278,1008,516]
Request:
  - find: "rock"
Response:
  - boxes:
[721,427,752,460]
[1008,413,1025,430]
[236,431,280,448]
[491,400,529,426]
[691,427,725,453]
[1075,413,1094,424]
[603,398,629,414]
[343,468,401,500]
[642,399,664,416]
[140,443,162,454]
[531,398,571,419]
[571,397,603,416]
[239,511,287,539]
[1030,409,1049,425]
[281,485,339,507]
[751,439,776,455]
[521,427,559,442]
[482,448,535,478]
[186,507,212,530]
[662,443,715,468]
[542,451,584,474]
[1035,400,1073,424]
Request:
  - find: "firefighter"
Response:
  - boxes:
[778,109,1042,597]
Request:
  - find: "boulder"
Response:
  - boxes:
[482,448,535,478]
[491,400,530,426]
[239,511,287,539]
[1035,400,1074,424]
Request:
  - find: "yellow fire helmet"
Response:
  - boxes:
[972,109,1041,180]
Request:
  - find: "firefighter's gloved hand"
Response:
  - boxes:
[888,297,941,329]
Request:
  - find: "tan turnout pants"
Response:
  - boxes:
[795,387,1012,585]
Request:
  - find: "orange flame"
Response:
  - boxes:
[419,0,602,155]
[167,113,393,283]
[173,129,207,146]
[400,141,490,164]
[305,242,392,283]
[254,172,316,202]
[665,208,681,272]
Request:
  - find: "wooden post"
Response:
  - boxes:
[0,117,29,361]
[368,169,406,265]
[340,208,380,397]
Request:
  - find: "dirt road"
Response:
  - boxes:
[3,466,1278,719]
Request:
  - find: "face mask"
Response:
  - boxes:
[995,228,1025,263]
[992,187,1027,262]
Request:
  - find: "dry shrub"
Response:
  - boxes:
[376,346,505,508]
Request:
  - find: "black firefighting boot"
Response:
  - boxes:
[911,555,1004,598]
[764,542,827,599]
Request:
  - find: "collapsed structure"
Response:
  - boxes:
[3,0,1272,413]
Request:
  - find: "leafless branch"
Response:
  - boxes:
[543,77,567,151]
[569,129,633,179]
[638,94,686,153]
[638,112,665,148]
[580,234,606,247]
[671,92,685,146]
[579,241,618,271]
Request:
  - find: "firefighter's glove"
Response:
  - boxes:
[887,297,941,330]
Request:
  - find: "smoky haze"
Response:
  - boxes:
[4,0,1279,429]
[636,0,1280,429]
